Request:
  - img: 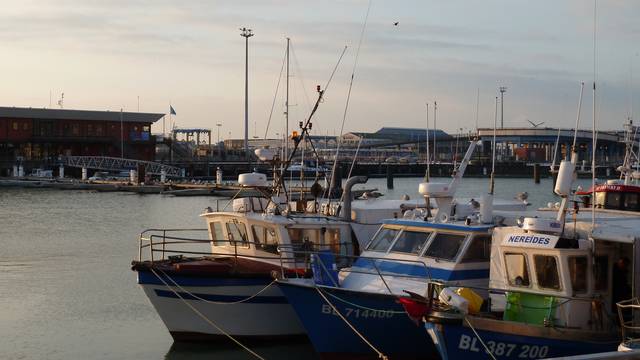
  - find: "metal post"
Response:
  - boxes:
[120,108,124,158]
[433,101,437,163]
[240,27,254,166]
[499,86,507,129]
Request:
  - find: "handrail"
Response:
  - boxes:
[136,228,349,270]
[617,298,640,342]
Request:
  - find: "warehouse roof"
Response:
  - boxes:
[0,106,165,123]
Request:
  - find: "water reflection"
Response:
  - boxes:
[165,340,318,360]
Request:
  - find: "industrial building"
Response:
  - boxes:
[0,106,164,175]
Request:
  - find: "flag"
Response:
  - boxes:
[170,105,177,115]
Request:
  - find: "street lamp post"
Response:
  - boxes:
[240,27,254,166]
[216,123,222,156]
[499,86,507,129]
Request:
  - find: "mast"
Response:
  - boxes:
[490,96,497,195]
[433,101,437,163]
[425,102,430,181]
[285,37,290,162]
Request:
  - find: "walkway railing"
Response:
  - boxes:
[63,156,182,176]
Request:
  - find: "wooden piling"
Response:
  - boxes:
[386,165,394,189]
[533,163,540,184]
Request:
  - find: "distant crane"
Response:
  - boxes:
[527,119,545,128]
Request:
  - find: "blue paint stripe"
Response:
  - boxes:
[353,259,489,281]
[137,270,272,287]
[154,289,288,304]
[382,219,493,232]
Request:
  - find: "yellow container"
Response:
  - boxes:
[456,287,483,314]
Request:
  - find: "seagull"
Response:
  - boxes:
[515,192,529,203]
[527,119,545,128]
[393,22,399,26]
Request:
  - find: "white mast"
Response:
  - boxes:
[285,37,290,162]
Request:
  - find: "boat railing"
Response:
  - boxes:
[137,229,345,268]
[617,298,640,345]
[277,248,433,293]
[138,228,282,263]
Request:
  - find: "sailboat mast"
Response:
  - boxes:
[285,38,290,162]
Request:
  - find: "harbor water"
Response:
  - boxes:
[0,176,595,359]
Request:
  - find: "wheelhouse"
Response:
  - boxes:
[339,219,493,295]
[578,183,640,212]
[490,225,637,330]
[202,211,356,268]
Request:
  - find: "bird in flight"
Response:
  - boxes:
[527,119,545,128]
[393,22,399,26]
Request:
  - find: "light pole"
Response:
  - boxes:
[216,123,222,155]
[499,86,507,129]
[240,27,254,165]
[120,108,124,158]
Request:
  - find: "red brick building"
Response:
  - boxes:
[0,106,164,173]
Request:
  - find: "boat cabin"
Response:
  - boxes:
[489,221,638,330]
[201,211,357,269]
[339,219,493,295]
[577,182,640,212]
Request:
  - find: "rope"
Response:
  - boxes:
[464,317,498,360]
[315,286,388,360]
[149,268,265,360]
[264,46,287,139]
[322,288,405,314]
[324,0,372,203]
[157,268,276,305]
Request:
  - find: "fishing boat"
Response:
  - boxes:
[399,131,640,359]
[276,140,529,359]
[130,83,432,342]
[575,120,640,213]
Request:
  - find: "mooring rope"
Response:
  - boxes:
[464,317,498,360]
[157,268,277,305]
[150,268,266,360]
[315,286,388,360]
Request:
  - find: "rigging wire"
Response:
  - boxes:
[264,46,288,139]
[326,0,373,202]
[289,42,313,113]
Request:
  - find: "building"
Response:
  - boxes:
[477,127,626,164]
[0,106,164,173]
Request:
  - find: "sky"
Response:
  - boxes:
[0,0,639,139]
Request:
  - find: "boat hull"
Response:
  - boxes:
[278,281,437,359]
[136,270,306,340]
[426,320,618,360]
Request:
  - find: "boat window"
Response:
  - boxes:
[323,227,343,254]
[624,193,639,211]
[423,233,467,261]
[533,255,561,290]
[210,221,226,246]
[594,192,606,208]
[460,234,491,263]
[288,228,319,249]
[605,192,623,209]
[252,225,279,254]
[594,255,609,291]
[367,227,399,252]
[504,253,530,287]
[226,221,248,247]
[389,230,431,255]
[568,256,588,293]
